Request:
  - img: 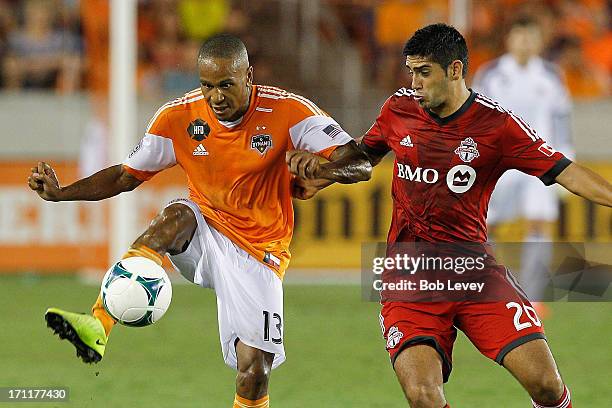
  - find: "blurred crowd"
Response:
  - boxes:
[0,0,270,97]
[334,0,612,99]
[0,0,610,100]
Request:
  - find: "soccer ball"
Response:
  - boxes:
[101,257,172,327]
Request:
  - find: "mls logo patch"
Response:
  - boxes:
[454,137,480,163]
[251,134,273,154]
[187,118,210,141]
[386,326,404,349]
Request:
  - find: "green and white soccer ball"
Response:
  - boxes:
[101,256,172,327]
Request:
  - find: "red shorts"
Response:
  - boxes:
[380,299,546,382]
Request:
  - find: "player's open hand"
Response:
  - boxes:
[286,150,320,179]
[291,177,321,200]
[28,162,62,201]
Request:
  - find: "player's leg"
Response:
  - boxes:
[91,202,197,331]
[381,302,455,408]
[394,345,448,408]
[179,209,284,408]
[234,341,274,407]
[456,283,570,407]
[502,339,571,407]
[46,202,197,363]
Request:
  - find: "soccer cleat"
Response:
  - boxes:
[45,307,107,364]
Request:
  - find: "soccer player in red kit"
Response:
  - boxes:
[287,24,612,407]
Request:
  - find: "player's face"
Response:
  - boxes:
[405,56,450,111]
[507,25,542,64]
[199,58,253,122]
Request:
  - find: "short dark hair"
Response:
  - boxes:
[403,23,469,77]
[198,33,249,64]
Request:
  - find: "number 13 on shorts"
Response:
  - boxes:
[263,310,283,344]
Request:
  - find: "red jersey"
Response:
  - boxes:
[362,88,571,244]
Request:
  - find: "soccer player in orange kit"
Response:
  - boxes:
[29,34,371,408]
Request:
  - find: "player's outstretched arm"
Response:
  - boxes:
[555,162,612,207]
[28,162,142,202]
[286,141,372,183]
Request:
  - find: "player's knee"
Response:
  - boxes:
[525,371,564,404]
[403,382,445,408]
[236,363,270,394]
[137,203,196,253]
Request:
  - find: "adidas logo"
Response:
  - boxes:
[400,135,413,147]
[192,143,209,156]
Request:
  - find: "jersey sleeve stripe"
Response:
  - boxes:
[476,95,545,145]
[475,97,539,142]
[508,113,539,142]
[475,96,506,113]
[475,97,497,110]
[257,86,326,116]
[145,94,204,132]
[185,87,202,97]
[259,86,324,115]
[258,92,320,116]
[512,114,540,140]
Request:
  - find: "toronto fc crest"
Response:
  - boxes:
[386,326,404,349]
[454,137,480,163]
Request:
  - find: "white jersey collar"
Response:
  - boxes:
[219,116,244,128]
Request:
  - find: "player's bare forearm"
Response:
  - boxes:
[555,162,612,207]
[316,141,372,184]
[29,163,142,202]
[59,165,142,201]
[286,141,372,184]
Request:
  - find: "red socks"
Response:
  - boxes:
[532,385,571,408]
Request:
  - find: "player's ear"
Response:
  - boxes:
[246,66,254,86]
[449,60,463,80]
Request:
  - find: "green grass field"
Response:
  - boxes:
[0,275,610,407]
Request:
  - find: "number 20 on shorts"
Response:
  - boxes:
[506,302,542,331]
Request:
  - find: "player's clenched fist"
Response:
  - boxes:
[286,150,321,179]
[291,177,320,200]
[28,161,62,201]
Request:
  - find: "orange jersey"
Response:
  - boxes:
[123,85,352,279]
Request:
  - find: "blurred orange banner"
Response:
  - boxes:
[0,161,187,272]
[1,160,611,273]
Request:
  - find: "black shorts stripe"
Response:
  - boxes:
[495,332,547,365]
[391,335,453,383]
